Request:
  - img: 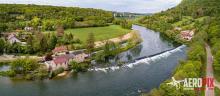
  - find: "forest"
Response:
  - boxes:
[139,0,220,95]
[0,4,113,32]
[0,4,134,55]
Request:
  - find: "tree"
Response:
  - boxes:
[56,24,64,37]
[48,34,57,50]
[30,16,41,30]
[86,32,95,54]
[0,38,5,54]
[39,35,48,52]
[70,61,89,72]
[34,66,48,80]
[25,35,34,54]
[10,58,39,74]
[0,23,7,34]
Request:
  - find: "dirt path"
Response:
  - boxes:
[205,43,215,96]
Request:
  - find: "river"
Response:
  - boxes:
[0,25,187,96]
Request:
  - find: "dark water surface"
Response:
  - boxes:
[0,25,187,96]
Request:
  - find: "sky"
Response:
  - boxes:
[0,0,182,13]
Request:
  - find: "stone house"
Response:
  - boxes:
[70,50,89,63]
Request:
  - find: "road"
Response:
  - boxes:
[205,43,215,96]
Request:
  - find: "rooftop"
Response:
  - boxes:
[53,55,69,64]
[52,46,68,53]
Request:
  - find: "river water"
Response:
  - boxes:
[0,25,187,96]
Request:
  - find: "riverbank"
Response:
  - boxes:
[95,30,137,48]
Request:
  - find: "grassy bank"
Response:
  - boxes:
[45,25,130,43]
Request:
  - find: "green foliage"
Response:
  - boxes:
[0,38,5,54]
[7,70,16,77]
[0,4,113,31]
[70,61,89,72]
[113,19,132,29]
[215,87,220,96]
[174,61,202,79]
[10,58,39,74]
[86,32,95,54]
[33,66,48,80]
[52,67,64,77]
[213,50,220,81]
[187,42,205,61]
[48,33,57,50]
[95,33,141,63]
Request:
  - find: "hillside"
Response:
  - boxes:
[140,0,220,95]
[0,4,113,32]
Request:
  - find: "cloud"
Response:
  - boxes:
[0,0,182,13]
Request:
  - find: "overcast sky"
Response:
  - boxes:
[0,0,182,13]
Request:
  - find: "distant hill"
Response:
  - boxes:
[0,4,113,32]
[113,12,150,18]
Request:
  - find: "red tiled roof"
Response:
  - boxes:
[181,30,193,37]
[53,55,69,65]
[52,46,68,53]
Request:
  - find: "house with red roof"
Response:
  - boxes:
[45,55,70,71]
[180,30,195,41]
[52,46,68,55]
[45,50,89,71]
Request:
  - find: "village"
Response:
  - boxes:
[0,24,141,79]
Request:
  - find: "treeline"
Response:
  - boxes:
[113,19,133,29]
[0,4,113,32]
[208,17,220,82]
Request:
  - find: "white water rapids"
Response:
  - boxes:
[88,45,186,73]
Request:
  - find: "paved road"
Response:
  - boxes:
[205,43,215,96]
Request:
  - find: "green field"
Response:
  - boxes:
[45,25,130,43]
